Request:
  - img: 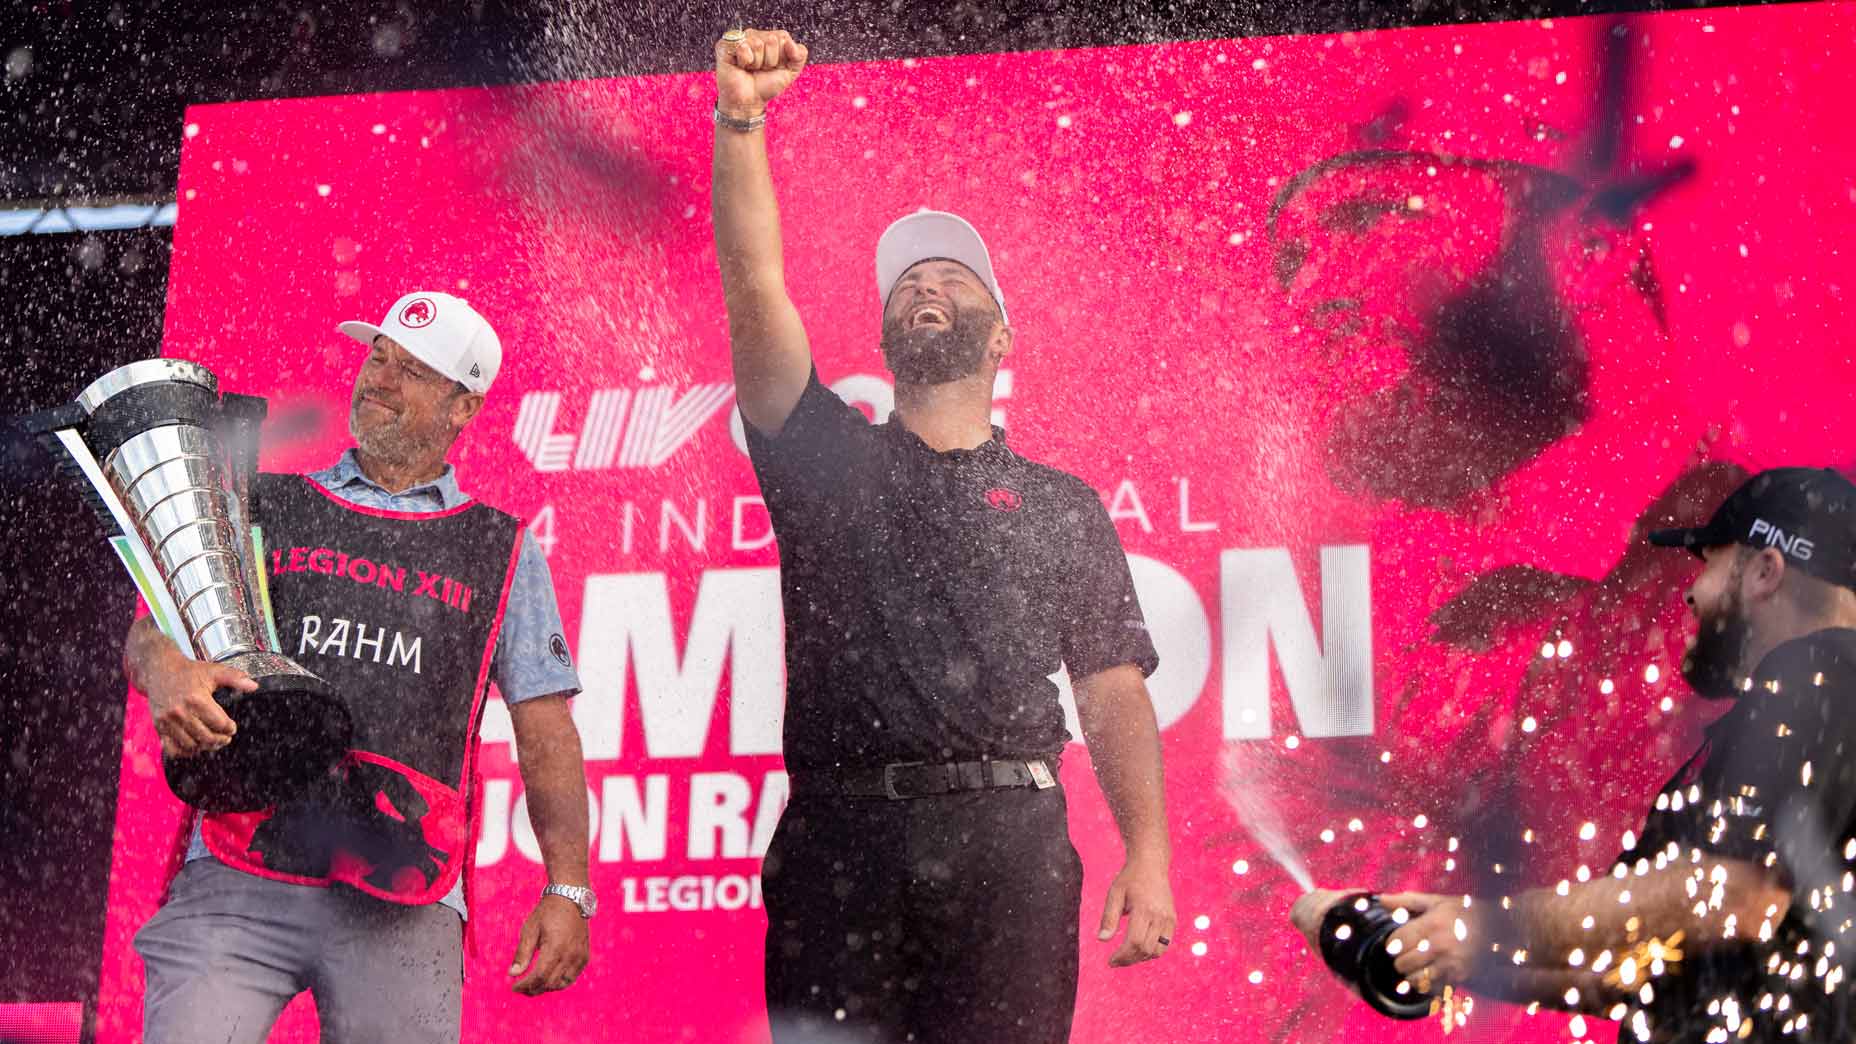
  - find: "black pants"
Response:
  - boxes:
[762,784,1083,1044]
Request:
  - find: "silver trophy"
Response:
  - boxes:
[21,359,351,812]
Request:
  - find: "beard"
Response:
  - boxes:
[1681,573,1755,701]
[349,387,417,462]
[880,302,994,386]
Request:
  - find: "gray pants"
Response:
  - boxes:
[134,856,462,1044]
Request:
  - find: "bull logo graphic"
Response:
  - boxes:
[985,487,1022,512]
[399,298,437,329]
[244,763,447,893]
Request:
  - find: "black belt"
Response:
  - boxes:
[799,757,1057,800]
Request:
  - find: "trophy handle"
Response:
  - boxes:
[18,402,108,522]
[17,405,191,645]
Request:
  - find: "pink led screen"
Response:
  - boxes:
[96,4,1854,1041]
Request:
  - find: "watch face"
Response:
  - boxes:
[549,885,596,918]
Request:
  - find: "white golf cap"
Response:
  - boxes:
[875,210,1008,325]
[337,291,502,394]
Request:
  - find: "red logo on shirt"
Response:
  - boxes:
[985,488,1022,512]
[399,298,437,329]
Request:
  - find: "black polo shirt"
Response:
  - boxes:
[744,371,1159,773]
[1616,629,1856,1043]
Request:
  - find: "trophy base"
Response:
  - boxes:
[164,653,353,813]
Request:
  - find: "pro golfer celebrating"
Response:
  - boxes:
[712,27,1176,1044]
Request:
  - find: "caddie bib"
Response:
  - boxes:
[203,473,523,905]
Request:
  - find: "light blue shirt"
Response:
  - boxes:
[186,449,580,918]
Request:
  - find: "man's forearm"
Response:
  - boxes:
[513,698,591,887]
[1507,856,1788,965]
[123,615,186,692]
[1075,669,1171,862]
[713,115,786,310]
[709,30,812,434]
[1465,965,1623,1013]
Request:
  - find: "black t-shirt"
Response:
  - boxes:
[744,371,1159,773]
[1617,628,1856,1043]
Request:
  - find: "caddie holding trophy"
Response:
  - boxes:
[24,359,351,811]
[34,292,596,1041]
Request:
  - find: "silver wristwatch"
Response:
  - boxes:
[542,883,598,919]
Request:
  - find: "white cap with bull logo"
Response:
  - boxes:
[338,291,502,395]
[875,210,1008,326]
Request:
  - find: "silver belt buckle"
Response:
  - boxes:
[881,761,923,800]
[1026,758,1057,790]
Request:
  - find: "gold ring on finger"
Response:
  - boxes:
[722,29,746,42]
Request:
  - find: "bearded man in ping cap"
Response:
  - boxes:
[712,28,1175,1044]
[125,292,594,1042]
[1291,467,1856,1043]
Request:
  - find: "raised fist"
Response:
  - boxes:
[714,28,808,119]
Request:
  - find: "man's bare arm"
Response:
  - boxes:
[712,28,813,435]
[510,693,591,889]
[1379,856,1790,1002]
[1074,663,1176,966]
[506,692,592,996]
[1506,855,1790,961]
[1290,888,1625,1011]
[1464,966,1621,1014]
